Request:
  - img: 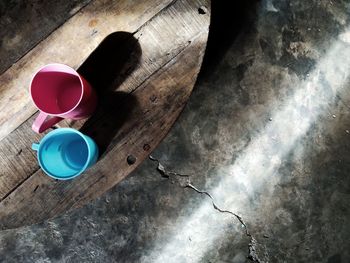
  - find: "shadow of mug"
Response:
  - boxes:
[77,31,142,156]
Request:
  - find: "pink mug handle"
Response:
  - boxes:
[32,112,63,133]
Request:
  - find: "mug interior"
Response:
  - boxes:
[39,130,89,179]
[31,64,83,115]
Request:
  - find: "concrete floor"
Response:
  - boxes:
[1,0,350,262]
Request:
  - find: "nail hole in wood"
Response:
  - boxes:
[198,6,207,15]
[127,155,136,165]
[143,144,151,151]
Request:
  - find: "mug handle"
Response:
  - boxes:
[32,143,40,151]
[32,112,63,133]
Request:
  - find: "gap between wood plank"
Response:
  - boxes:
[0,0,93,76]
[0,0,177,78]
[131,0,178,35]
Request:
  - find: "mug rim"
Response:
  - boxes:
[29,63,85,117]
[36,128,94,180]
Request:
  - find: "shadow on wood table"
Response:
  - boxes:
[78,31,141,156]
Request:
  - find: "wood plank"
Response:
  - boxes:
[0,0,91,74]
[0,0,209,202]
[0,0,174,142]
[0,119,41,199]
[0,0,210,229]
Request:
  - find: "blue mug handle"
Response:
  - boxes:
[32,143,40,151]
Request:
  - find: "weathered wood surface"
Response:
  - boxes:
[0,0,210,230]
[0,0,92,74]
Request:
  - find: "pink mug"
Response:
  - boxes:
[30,63,97,133]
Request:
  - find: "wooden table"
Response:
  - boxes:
[0,0,210,230]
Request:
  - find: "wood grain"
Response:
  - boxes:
[0,119,41,200]
[0,0,92,74]
[0,0,210,230]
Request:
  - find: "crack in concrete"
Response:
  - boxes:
[149,156,264,263]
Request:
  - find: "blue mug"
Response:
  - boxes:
[32,128,99,180]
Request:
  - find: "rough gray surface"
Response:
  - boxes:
[1,0,350,262]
